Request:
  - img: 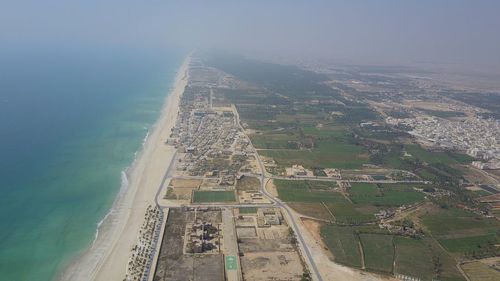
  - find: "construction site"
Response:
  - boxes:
[153,207,225,281]
[235,208,306,281]
[152,207,307,281]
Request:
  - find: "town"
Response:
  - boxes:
[126,54,500,281]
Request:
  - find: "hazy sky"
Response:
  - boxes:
[2,0,500,69]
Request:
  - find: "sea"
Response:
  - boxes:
[0,48,184,281]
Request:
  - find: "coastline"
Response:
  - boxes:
[58,54,190,281]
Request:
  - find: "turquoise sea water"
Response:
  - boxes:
[0,49,183,281]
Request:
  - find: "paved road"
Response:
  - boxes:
[150,108,331,281]
[270,175,428,184]
[143,151,178,281]
[161,202,276,208]
[240,172,428,184]
[256,156,324,281]
[222,208,242,281]
[232,108,324,281]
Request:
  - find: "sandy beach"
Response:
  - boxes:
[58,55,190,281]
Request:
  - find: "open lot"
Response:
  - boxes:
[235,208,305,281]
[236,176,260,191]
[240,252,304,281]
[165,179,203,200]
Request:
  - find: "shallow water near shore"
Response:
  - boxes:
[0,49,183,281]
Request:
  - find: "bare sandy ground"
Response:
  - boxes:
[57,55,190,281]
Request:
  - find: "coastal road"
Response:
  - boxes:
[143,150,178,281]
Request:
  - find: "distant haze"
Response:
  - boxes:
[2,0,500,72]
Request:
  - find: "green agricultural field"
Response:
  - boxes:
[192,191,236,203]
[276,113,320,124]
[274,180,347,204]
[359,233,394,273]
[260,139,367,169]
[439,234,498,254]
[301,124,346,138]
[394,237,435,280]
[349,183,425,206]
[405,145,473,165]
[307,180,337,190]
[320,225,362,268]
[377,144,473,173]
[325,202,376,224]
[422,208,500,256]
[422,237,467,281]
[250,132,299,149]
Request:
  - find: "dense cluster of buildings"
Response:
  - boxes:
[386,116,500,169]
[168,66,256,185]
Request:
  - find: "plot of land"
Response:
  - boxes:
[394,237,435,280]
[235,207,305,281]
[422,208,500,256]
[275,180,346,203]
[461,261,500,281]
[320,225,362,268]
[301,124,346,138]
[153,208,224,281]
[325,202,376,224]
[260,139,367,169]
[359,233,394,273]
[192,191,236,203]
[250,133,300,149]
[404,144,473,165]
[238,207,258,214]
[236,176,260,191]
[288,202,333,221]
[349,183,425,206]
[165,179,203,200]
[240,252,304,281]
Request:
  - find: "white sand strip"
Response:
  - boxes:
[57,55,190,281]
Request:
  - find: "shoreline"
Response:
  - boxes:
[57,54,190,281]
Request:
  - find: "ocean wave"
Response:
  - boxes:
[142,130,150,146]
[92,170,129,246]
